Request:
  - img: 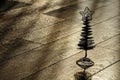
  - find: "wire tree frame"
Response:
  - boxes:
[75,7,95,80]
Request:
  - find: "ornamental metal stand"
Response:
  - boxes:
[74,7,95,80]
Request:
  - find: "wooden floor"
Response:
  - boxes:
[0,0,120,80]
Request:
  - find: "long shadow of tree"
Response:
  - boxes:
[21,0,80,80]
[0,1,50,79]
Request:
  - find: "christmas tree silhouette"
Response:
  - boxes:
[76,7,95,71]
[78,7,95,58]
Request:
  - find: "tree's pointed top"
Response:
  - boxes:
[80,7,94,21]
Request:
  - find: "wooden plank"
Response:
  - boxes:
[44,0,117,18]
[24,1,120,44]
[22,47,120,80]
[92,16,120,45]
[97,34,120,52]
[0,13,63,30]
[0,13,63,47]
[0,38,41,63]
[0,0,85,23]
[0,16,119,80]
[91,61,120,80]
[0,0,119,80]
[42,0,85,13]
[0,0,118,44]
[0,32,81,80]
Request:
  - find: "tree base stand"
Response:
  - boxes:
[74,71,92,80]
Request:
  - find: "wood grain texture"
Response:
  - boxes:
[0,16,119,80]
[22,47,120,80]
[0,0,120,80]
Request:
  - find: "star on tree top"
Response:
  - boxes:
[80,7,94,21]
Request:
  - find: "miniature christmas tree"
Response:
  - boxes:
[78,7,95,58]
[75,7,95,80]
